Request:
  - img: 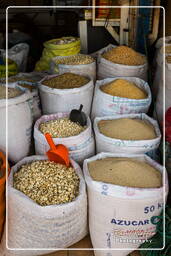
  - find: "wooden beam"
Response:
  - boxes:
[105,23,120,43]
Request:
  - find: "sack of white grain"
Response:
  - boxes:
[50,54,96,81]
[94,113,161,157]
[39,73,94,116]
[91,77,151,120]
[34,112,95,164]
[96,44,148,80]
[0,86,33,163]
[6,155,87,256]
[154,36,171,67]
[83,152,168,256]
[154,55,171,125]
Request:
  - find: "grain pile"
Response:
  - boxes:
[42,73,89,89]
[18,83,35,91]
[102,46,146,65]
[0,86,23,99]
[53,37,77,45]
[13,160,80,206]
[100,79,147,99]
[88,157,162,188]
[39,117,86,138]
[54,55,94,65]
[98,118,156,140]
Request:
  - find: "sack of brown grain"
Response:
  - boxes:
[39,73,94,116]
[83,152,168,256]
[94,113,161,157]
[50,54,96,82]
[4,155,87,256]
[0,85,33,163]
[91,77,151,120]
[34,112,95,164]
[96,44,148,80]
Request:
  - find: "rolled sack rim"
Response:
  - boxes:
[93,113,161,148]
[83,152,167,199]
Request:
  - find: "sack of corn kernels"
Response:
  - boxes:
[83,152,168,256]
[91,77,151,120]
[39,73,94,116]
[94,113,161,158]
[96,44,148,81]
[6,155,87,256]
[50,54,96,81]
[154,56,171,125]
[34,112,95,164]
[0,86,33,163]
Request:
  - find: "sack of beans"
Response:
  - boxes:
[0,85,33,163]
[50,54,96,81]
[34,112,95,164]
[39,73,94,116]
[97,44,148,80]
[7,155,87,255]
[83,152,168,256]
[91,77,151,120]
[94,113,161,157]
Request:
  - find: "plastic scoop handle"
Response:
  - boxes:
[45,133,56,151]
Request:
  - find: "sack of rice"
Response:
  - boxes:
[97,44,148,80]
[50,54,96,81]
[83,152,168,256]
[34,112,95,164]
[94,113,161,157]
[0,86,33,163]
[91,77,151,120]
[39,73,94,116]
[7,155,87,256]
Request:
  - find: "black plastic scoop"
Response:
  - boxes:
[69,104,87,126]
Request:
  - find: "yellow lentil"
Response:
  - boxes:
[100,79,147,99]
[102,46,146,65]
[54,54,94,65]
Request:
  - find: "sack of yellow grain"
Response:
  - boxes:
[83,152,168,256]
[91,77,151,119]
[96,44,148,80]
[94,113,161,158]
[50,54,96,81]
[35,37,81,72]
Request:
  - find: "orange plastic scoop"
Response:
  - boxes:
[45,133,70,167]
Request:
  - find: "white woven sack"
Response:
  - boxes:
[94,113,161,156]
[154,36,171,67]
[155,58,171,124]
[83,152,168,256]
[91,77,151,120]
[16,83,41,121]
[50,54,96,81]
[39,74,94,116]
[34,113,95,164]
[0,88,33,163]
[97,44,148,81]
[6,155,87,256]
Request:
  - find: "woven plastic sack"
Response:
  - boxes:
[96,44,148,81]
[6,155,87,256]
[0,87,33,163]
[155,57,171,124]
[50,54,96,81]
[94,113,161,156]
[1,43,29,72]
[35,37,80,72]
[34,113,95,164]
[83,152,168,256]
[39,74,94,116]
[91,77,151,120]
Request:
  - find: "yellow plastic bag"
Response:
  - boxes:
[35,37,81,71]
[0,58,18,78]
